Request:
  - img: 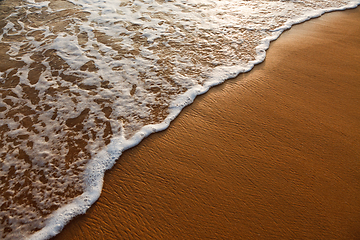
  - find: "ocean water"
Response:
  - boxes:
[0,0,359,239]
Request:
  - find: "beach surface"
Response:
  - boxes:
[53,7,360,240]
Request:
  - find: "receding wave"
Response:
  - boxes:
[0,0,358,239]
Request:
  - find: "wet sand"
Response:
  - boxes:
[53,7,360,240]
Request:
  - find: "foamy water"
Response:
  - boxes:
[0,0,359,238]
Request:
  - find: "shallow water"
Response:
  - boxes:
[0,0,358,239]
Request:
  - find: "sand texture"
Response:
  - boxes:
[52,7,360,240]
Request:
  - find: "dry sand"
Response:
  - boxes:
[53,7,360,240]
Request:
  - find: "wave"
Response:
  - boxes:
[0,0,359,239]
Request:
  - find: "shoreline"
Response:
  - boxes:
[52,7,360,240]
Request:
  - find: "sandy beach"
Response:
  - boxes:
[52,7,360,240]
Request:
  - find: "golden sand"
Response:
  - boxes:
[53,7,360,240]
